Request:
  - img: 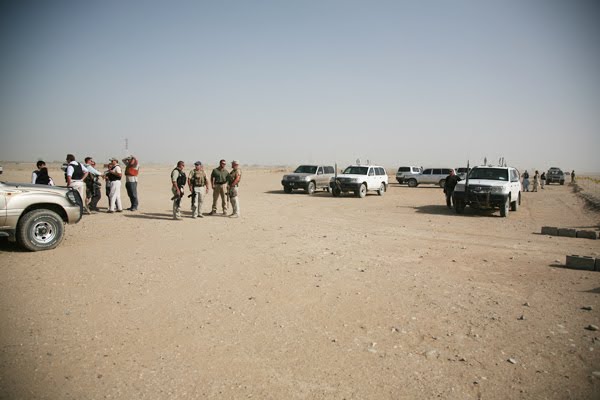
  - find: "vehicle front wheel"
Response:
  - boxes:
[560,180,564,185]
[510,193,519,211]
[306,181,316,195]
[407,179,418,188]
[357,183,367,198]
[283,186,292,193]
[500,197,510,217]
[377,182,386,196]
[17,209,65,251]
[332,187,341,197]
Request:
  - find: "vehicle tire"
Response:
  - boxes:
[325,187,330,193]
[454,200,465,214]
[377,182,386,196]
[407,179,417,188]
[560,180,564,185]
[396,179,402,184]
[500,197,509,217]
[510,194,519,211]
[357,183,367,198]
[332,187,341,197]
[439,179,446,188]
[283,186,292,193]
[16,209,64,251]
[306,181,316,195]
[546,180,550,186]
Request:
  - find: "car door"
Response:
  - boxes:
[510,169,521,198]
[315,166,325,187]
[366,167,376,189]
[421,169,432,184]
[0,190,6,227]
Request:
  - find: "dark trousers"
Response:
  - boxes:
[126,181,139,210]
[89,184,102,210]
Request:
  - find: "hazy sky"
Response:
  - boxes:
[1,0,599,171]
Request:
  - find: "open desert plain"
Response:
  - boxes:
[1,163,599,399]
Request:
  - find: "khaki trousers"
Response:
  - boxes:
[212,184,227,213]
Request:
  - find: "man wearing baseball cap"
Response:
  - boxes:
[227,160,242,218]
[188,161,210,218]
[106,157,123,213]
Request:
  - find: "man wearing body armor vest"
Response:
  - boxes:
[106,157,123,213]
[123,155,139,211]
[228,160,242,218]
[188,161,210,219]
[65,154,89,214]
[171,161,186,220]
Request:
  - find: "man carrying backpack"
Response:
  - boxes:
[171,161,186,220]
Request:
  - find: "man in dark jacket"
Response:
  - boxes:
[443,170,461,208]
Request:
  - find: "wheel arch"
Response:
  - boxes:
[20,204,68,224]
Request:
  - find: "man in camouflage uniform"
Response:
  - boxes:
[228,160,242,218]
[209,159,230,215]
[171,161,186,220]
[188,161,210,219]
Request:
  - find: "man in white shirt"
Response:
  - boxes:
[65,154,89,213]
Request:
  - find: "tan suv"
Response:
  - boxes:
[281,165,335,194]
[0,182,83,251]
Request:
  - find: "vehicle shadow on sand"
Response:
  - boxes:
[412,205,500,217]
[0,238,27,253]
[263,190,380,199]
[123,212,183,220]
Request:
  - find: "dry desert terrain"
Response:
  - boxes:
[1,163,600,399]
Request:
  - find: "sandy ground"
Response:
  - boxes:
[1,163,600,399]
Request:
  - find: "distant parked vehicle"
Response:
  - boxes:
[395,166,421,184]
[406,168,455,188]
[545,167,565,185]
[281,165,335,194]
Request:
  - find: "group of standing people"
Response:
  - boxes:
[170,159,242,220]
[31,154,140,214]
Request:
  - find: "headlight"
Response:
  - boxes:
[66,189,81,205]
[304,176,311,181]
[491,186,507,194]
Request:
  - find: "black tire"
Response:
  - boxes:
[16,209,64,251]
[454,200,465,214]
[510,193,519,211]
[283,186,292,194]
[396,179,402,184]
[439,179,446,188]
[560,180,564,185]
[332,187,341,197]
[377,182,386,196]
[407,179,418,188]
[357,183,367,198]
[306,181,316,195]
[500,197,509,217]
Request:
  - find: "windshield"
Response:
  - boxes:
[343,166,368,175]
[468,168,508,181]
[294,165,317,174]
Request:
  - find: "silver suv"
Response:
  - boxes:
[281,165,335,194]
[406,168,454,188]
[395,166,421,184]
[0,182,83,251]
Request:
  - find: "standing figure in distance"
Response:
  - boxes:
[84,157,103,211]
[228,160,242,218]
[123,155,140,211]
[532,170,540,192]
[188,161,210,219]
[32,160,54,185]
[210,159,230,215]
[522,170,530,192]
[540,171,546,189]
[443,169,461,208]
[171,161,186,220]
[106,157,123,213]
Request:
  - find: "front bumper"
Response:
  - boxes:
[454,190,508,208]
[330,180,362,192]
[282,180,309,190]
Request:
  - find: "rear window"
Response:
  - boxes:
[433,169,442,175]
[324,166,334,174]
[441,169,451,175]
[376,167,385,175]
[422,169,432,174]
[398,167,410,172]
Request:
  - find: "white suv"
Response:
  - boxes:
[395,166,421,184]
[406,168,454,187]
[330,165,388,198]
[452,166,521,217]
